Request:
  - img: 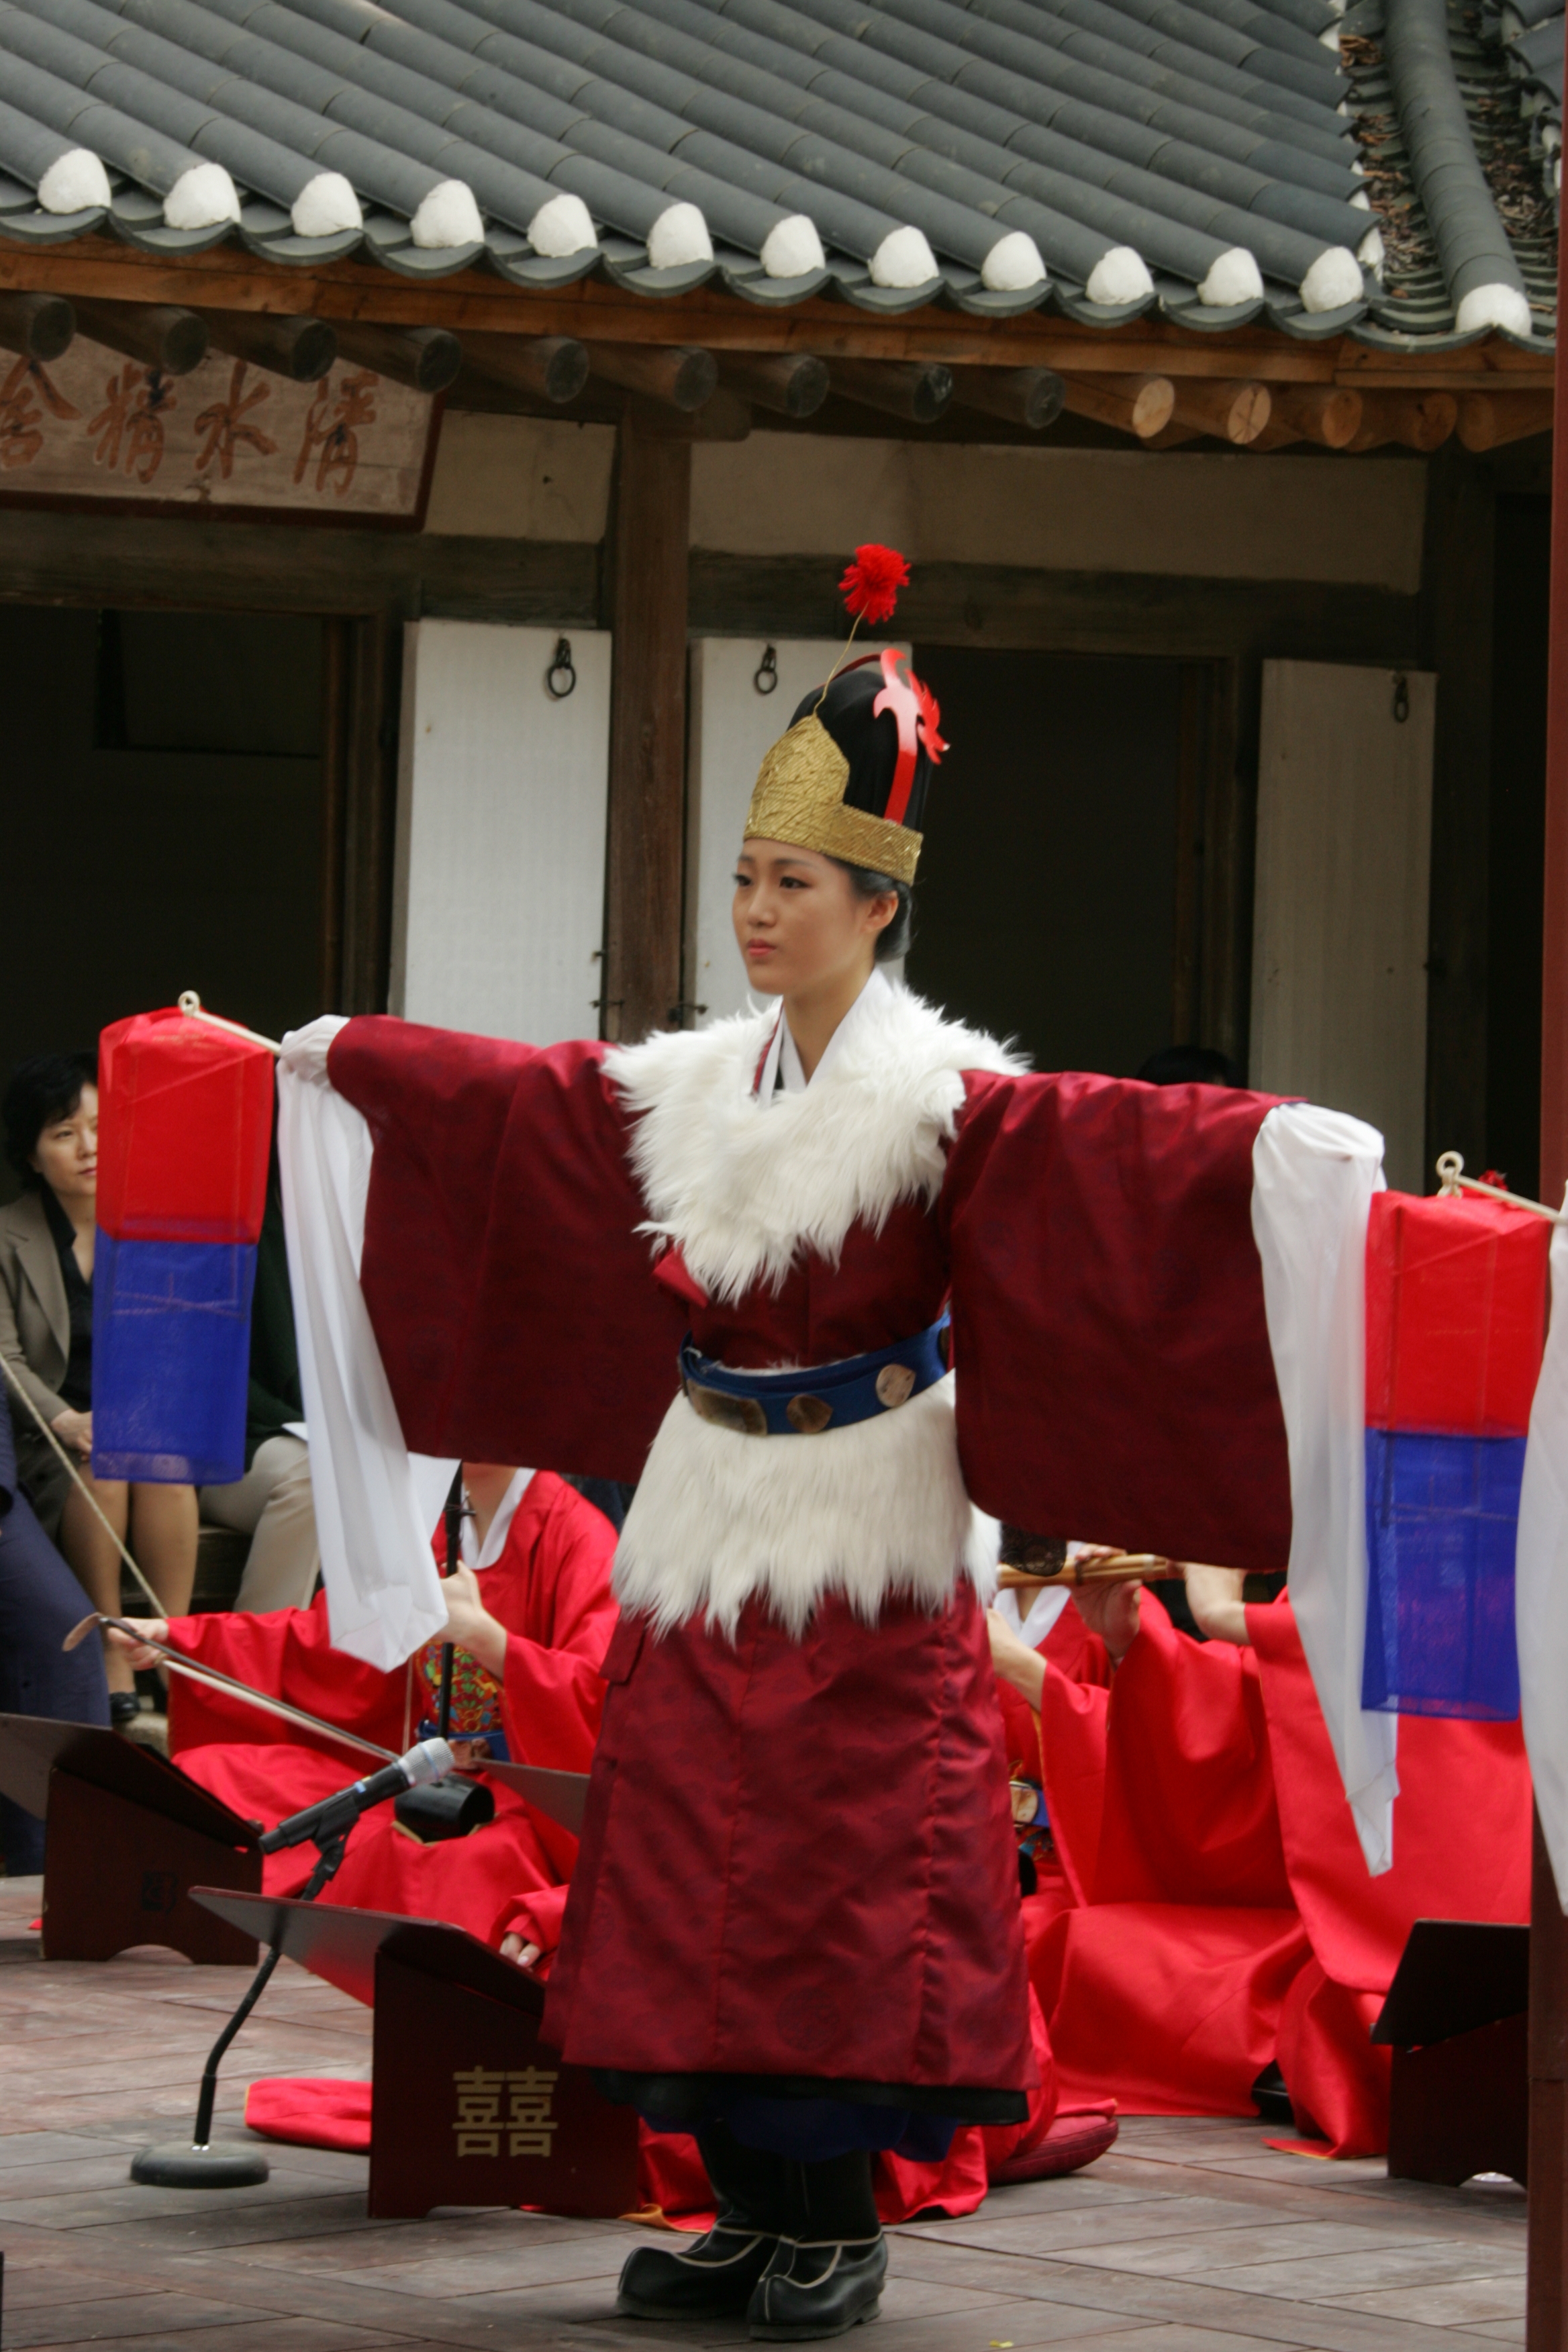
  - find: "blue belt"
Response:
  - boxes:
[681,1314,950,1438]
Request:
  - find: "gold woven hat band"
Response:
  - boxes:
[743,714,923,885]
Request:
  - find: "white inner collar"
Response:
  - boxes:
[461,1468,534,1570]
[754,966,891,1104]
[995,1583,1071,1651]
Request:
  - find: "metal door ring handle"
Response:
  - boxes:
[546,638,577,699]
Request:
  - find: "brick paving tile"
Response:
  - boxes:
[1324,2278,1528,2326]
[0,1879,1534,2352]
[2,2292,263,2349]
[1212,2243,1525,2298]
[1042,2226,1502,2284]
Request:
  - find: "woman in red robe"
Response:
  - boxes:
[277,558,1363,2339]
[991,1567,1532,2155]
[111,1465,617,1945]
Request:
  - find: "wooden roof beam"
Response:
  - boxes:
[331,322,462,393]
[1457,391,1555,450]
[71,297,207,377]
[718,350,828,419]
[1344,389,1457,452]
[1059,373,1174,440]
[1169,378,1271,446]
[458,332,590,405]
[1267,383,1362,448]
[591,342,717,411]
[831,359,952,422]
[202,309,336,382]
[0,290,74,363]
[0,242,1555,396]
[949,365,1065,430]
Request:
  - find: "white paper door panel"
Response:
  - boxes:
[391,620,610,1046]
[1252,659,1436,1194]
[687,637,904,1026]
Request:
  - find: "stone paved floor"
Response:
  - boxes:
[0,1878,1528,2352]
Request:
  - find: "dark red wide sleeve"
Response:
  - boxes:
[942,1071,1292,1570]
[328,1018,687,1479]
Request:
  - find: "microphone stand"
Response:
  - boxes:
[130,1818,354,2188]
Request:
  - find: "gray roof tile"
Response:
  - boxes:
[0,0,1551,342]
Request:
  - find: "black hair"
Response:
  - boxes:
[1136,1044,1243,1089]
[834,859,914,963]
[3,1052,99,1187]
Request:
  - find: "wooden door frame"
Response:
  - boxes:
[1173,656,1253,1075]
[320,611,402,1016]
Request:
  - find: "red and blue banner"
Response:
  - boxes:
[1361,1190,1550,1720]
[92,1008,274,1486]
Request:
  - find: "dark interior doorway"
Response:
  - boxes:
[0,605,324,1196]
[906,647,1186,1076]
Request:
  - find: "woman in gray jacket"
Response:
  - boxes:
[1,1053,196,1724]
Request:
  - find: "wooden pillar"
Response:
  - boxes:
[320,612,401,1016]
[1527,207,1568,2352]
[1532,1815,1568,2349]
[601,416,691,1044]
[1171,658,1251,1071]
[1421,446,1497,1186]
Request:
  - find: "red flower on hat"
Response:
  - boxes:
[839,543,910,624]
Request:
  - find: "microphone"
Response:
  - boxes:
[260,1738,456,1855]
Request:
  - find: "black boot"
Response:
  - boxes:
[748,2147,886,2342]
[617,2121,786,2320]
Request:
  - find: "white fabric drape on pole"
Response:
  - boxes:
[277,1018,451,1671]
[1517,1203,1568,1902]
[1251,1101,1395,1874]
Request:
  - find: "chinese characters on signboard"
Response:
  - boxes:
[0,339,438,521]
[452,2065,560,2160]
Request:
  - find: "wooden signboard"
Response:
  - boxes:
[193,1890,641,2220]
[0,340,440,526]
[0,1714,261,1965]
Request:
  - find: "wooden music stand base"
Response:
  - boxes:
[194,1890,640,2220]
[1373,1919,1530,2188]
[0,1716,260,1965]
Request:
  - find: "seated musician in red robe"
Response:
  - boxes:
[991,1566,1532,2155]
[109,1463,617,1950]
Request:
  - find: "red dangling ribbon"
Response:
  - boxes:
[874,647,948,828]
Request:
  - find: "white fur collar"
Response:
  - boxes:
[605,979,1024,1306]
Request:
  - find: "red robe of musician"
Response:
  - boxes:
[1028,1591,1532,2154]
[164,1471,617,1942]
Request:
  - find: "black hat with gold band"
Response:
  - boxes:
[743,546,947,888]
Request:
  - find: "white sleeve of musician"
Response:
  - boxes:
[277,1018,453,1671]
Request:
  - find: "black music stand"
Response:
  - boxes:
[0,1714,260,1963]
[1371,1918,1530,2186]
[193,1889,639,2218]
